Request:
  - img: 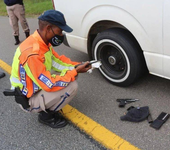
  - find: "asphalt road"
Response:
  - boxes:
[0,16,170,150]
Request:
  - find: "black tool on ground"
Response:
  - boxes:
[150,112,170,130]
[3,87,30,109]
[116,99,139,107]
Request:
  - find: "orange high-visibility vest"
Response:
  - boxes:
[10,30,79,98]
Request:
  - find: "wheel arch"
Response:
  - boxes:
[80,5,151,58]
[88,21,147,66]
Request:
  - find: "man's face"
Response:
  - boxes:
[44,25,63,43]
[49,26,63,37]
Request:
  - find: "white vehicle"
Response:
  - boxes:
[52,0,170,86]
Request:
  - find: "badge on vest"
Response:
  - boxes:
[38,74,53,88]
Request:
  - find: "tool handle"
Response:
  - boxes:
[3,87,22,96]
[3,89,15,96]
[119,101,126,107]
[3,87,30,109]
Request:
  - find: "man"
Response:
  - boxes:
[4,0,30,45]
[10,10,91,128]
[0,72,5,78]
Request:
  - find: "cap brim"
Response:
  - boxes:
[59,24,73,33]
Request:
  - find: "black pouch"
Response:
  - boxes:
[15,95,30,109]
[150,112,170,130]
[14,88,30,109]
[3,87,30,109]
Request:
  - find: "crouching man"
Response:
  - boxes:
[10,10,91,128]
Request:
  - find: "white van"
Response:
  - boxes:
[52,0,170,86]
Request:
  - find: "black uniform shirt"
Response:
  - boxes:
[4,0,23,6]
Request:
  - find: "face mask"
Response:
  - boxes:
[48,28,64,46]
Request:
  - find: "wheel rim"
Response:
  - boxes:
[94,39,130,83]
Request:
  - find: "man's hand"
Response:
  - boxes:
[75,62,91,73]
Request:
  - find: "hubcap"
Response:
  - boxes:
[96,42,128,80]
[108,56,116,65]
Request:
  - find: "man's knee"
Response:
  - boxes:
[70,80,78,94]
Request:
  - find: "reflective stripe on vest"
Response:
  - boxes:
[52,60,74,72]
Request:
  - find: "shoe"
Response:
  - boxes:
[38,111,68,128]
[14,36,20,45]
[0,72,5,78]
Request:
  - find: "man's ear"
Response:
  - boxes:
[46,25,52,33]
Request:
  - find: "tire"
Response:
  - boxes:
[92,28,147,86]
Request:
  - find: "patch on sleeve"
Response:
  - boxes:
[33,82,39,93]
[38,74,53,88]
[54,81,69,87]
[19,64,26,86]
[22,87,28,96]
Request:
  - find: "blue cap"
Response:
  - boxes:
[38,10,73,33]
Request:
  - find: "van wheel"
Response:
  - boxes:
[92,28,147,86]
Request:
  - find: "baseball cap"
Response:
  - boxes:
[120,106,149,122]
[38,10,73,33]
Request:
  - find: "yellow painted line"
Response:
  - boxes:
[0,59,12,74]
[62,105,140,150]
[0,59,140,150]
